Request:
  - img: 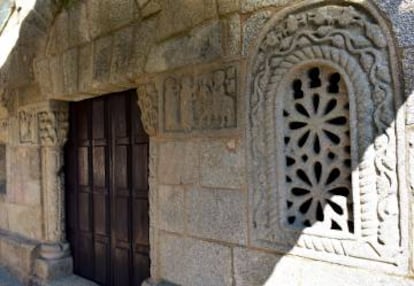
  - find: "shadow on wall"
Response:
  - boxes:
[246,0,413,285]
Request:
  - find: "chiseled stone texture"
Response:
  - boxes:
[158,141,199,185]
[242,10,272,55]
[264,255,414,286]
[145,21,223,73]
[233,248,283,286]
[7,147,41,206]
[200,138,245,189]
[157,0,217,41]
[158,185,186,233]
[373,0,414,47]
[405,48,414,124]
[187,188,247,244]
[241,0,292,12]
[235,248,414,286]
[159,233,232,286]
[7,204,42,240]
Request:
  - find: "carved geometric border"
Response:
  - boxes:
[246,1,407,274]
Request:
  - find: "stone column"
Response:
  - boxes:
[31,101,72,284]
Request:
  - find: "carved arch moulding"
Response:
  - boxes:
[246,1,407,274]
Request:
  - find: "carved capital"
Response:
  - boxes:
[137,83,159,136]
[38,105,69,147]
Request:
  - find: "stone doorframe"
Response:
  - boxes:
[20,85,158,284]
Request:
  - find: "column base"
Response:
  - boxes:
[29,242,73,285]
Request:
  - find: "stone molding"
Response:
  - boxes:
[246,1,406,274]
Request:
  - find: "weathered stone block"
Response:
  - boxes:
[159,233,232,286]
[157,0,218,41]
[49,55,64,98]
[373,0,414,47]
[404,48,414,124]
[200,138,245,189]
[62,48,78,96]
[68,1,90,47]
[158,141,198,185]
[233,247,282,286]
[187,188,247,244]
[141,0,162,19]
[242,10,272,55]
[7,204,42,240]
[408,127,414,196]
[264,255,414,286]
[78,43,95,94]
[145,21,223,73]
[158,185,185,233]
[128,19,157,78]
[241,0,290,12]
[110,26,134,86]
[218,0,240,15]
[33,59,53,98]
[223,14,241,57]
[33,256,73,282]
[46,10,69,56]
[93,36,113,83]
[106,0,137,31]
[0,232,37,280]
[0,201,8,230]
[8,146,41,206]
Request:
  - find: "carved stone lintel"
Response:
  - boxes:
[137,83,159,136]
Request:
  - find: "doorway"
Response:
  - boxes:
[65,90,150,285]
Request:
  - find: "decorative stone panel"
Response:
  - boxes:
[247,2,406,273]
[137,82,159,136]
[162,65,239,133]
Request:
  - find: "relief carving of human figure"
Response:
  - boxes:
[179,76,195,132]
[212,70,235,128]
[197,76,213,128]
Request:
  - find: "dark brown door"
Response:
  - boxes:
[65,90,150,285]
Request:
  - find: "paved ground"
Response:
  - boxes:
[0,266,98,286]
[0,267,22,286]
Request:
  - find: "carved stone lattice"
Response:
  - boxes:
[283,66,353,235]
[247,3,405,273]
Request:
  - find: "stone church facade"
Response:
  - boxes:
[0,0,413,285]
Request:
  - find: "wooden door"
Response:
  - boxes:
[65,90,150,285]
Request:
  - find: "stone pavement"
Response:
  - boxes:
[0,266,22,286]
[0,266,98,286]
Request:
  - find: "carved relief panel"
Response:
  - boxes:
[163,65,238,132]
[247,3,406,273]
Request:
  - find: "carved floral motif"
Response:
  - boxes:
[248,4,404,271]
